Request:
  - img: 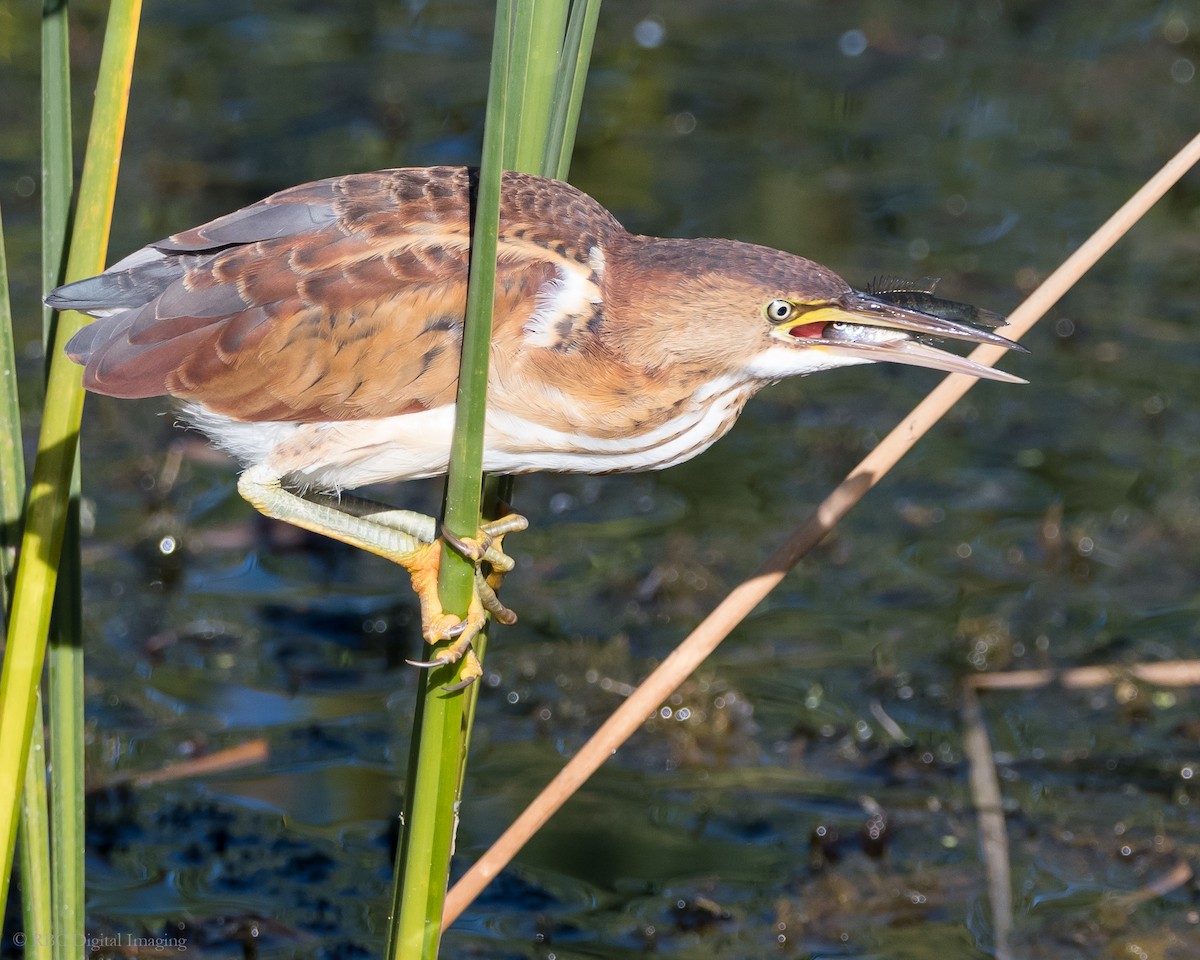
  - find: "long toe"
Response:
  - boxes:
[475,567,517,624]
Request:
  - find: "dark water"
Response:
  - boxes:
[3,1,1199,957]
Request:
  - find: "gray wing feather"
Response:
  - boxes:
[49,184,345,384]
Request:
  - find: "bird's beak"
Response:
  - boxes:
[776,290,1027,383]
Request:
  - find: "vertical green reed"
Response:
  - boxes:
[41,1,86,953]
[389,1,601,957]
[0,0,143,927]
[3,0,79,952]
[1,207,23,619]
[387,5,513,956]
[2,201,54,960]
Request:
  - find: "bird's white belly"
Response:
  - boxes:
[181,380,754,491]
[484,382,752,475]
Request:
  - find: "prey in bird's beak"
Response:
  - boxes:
[774,279,1027,384]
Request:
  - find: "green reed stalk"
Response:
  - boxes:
[47,519,84,960]
[386,3,515,956]
[0,205,21,617]
[469,0,570,706]
[544,0,602,180]
[461,0,602,811]
[41,1,87,953]
[509,0,570,169]
[461,0,600,761]
[18,713,52,960]
[389,0,605,956]
[2,200,55,960]
[5,0,79,948]
[0,0,143,921]
[42,0,73,347]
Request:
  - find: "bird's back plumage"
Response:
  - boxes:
[54,167,622,423]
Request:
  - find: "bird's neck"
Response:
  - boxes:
[601,234,761,382]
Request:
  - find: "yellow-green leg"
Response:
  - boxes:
[237,464,527,680]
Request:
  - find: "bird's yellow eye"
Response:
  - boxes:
[765,299,796,324]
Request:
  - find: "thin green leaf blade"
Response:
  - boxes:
[0,0,143,918]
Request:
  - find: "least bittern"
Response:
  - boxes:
[49,166,1023,679]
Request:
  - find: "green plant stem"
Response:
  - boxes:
[458,0,595,768]
[42,0,73,347]
[0,203,21,612]
[18,708,52,960]
[390,2,601,955]
[458,0,595,811]
[0,0,143,920]
[387,3,515,956]
[40,0,86,951]
[509,0,569,170]
[47,510,83,960]
[4,197,54,958]
[544,0,602,179]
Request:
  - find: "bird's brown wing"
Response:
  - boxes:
[54,167,616,423]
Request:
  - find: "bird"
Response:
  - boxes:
[48,165,1024,682]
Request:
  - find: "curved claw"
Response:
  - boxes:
[441,673,480,693]
[407,644,484,691]
[422,611,469,646]
[441,524,488,563]
[406,654,453,670]
[441,513,529,566]
[440,618,469,639]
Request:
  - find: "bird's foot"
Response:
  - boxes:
[441,513,528,624]
[236,466,526,688]
[401,540,487,688]
[401,514,529,688]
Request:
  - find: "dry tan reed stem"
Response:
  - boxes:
[129,739,269,788]
[961,684,1013,960]
[962,651,1200,954]
[965,659,1200,690]
[1113,860,1194,907]
[442,131,1200,930]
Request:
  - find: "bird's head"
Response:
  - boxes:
[610,237,1024,385]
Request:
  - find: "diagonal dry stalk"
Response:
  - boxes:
[441,130,1200,929]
